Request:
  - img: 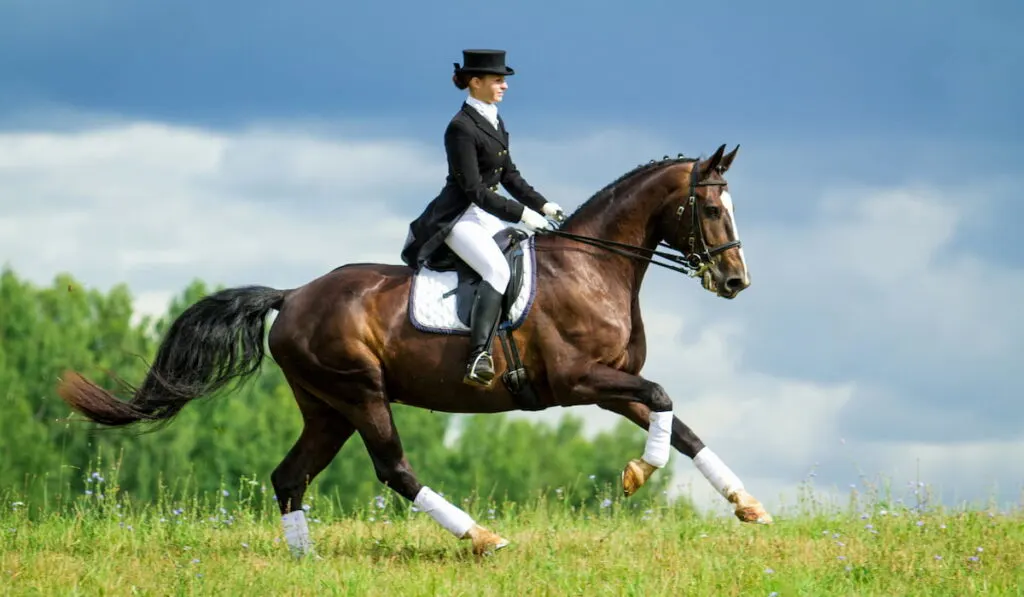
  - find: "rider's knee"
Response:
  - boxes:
[483,258,510,292]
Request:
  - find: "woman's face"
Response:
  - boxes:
[470,74,507,103]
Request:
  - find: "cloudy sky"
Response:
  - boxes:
[2,0,1022,515]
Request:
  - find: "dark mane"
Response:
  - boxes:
[563,154,698,225]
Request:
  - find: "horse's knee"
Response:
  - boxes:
[642,382,672,412]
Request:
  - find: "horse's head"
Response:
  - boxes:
[661,144,749,299]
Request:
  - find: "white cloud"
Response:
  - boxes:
[1,117,1021,514]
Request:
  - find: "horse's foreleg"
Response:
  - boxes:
[349,394,510,555]
[597,400,772,524]
[557,365,677,495]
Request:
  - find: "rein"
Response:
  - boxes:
[537,161,742,278]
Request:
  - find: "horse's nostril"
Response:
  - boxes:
[725,276,745,290]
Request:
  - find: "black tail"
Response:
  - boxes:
[57,285,287,428]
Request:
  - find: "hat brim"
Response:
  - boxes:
[460,66,515,76]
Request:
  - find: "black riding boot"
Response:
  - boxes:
[464,282,504,387]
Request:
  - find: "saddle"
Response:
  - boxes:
[424,227,529,329]
[421,226,542,410]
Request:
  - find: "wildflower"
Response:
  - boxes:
[222,490,230,497]
[588,474,596,481]
[934,555,942,561]
[916,520,924,527]
[302,504,311,512]
[374,495,386,509]
[764,567,774,575]
[600,499,612,509]
[241,543,249,549]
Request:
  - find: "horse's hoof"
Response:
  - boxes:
[729,490,773,524]
[621,458,657,497]
[466,524,510,555]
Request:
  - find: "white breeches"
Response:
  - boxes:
[445,216,510,293]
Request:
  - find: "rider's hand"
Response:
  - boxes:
[519,207,552,231]
[541,202,565,221]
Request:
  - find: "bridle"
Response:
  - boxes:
[539,160,743,278]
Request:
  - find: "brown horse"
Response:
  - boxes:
[57,143,773,558]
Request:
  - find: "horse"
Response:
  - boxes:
[56,143,773,558]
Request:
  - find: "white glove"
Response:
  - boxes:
[541,202,563,218]
[519,207,551,231]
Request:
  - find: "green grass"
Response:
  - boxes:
[2,478,1022,596]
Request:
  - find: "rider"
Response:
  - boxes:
[401,49,563,388]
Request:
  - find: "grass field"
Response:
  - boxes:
[2,477,1022,596]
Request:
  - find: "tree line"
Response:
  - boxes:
[0,266,680,517]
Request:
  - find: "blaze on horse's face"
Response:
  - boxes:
[667,145,750,299]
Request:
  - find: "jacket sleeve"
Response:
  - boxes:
[445,121,525,223]
[500,154,548,213]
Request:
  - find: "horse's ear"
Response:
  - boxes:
[718,144,740,174]
[699,144,727,177]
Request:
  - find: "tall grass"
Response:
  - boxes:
[1,462,1022,596]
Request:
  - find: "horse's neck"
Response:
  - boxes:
[562,173,669,293]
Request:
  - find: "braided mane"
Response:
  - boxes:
[562,154,697,225]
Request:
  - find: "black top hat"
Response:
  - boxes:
[454,49,515,77]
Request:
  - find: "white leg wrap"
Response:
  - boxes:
[642,410,675,468]
[693,447,745,498]
[413,486,476,538]
[281,510,313,557]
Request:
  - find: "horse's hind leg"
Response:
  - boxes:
[345,387,510,555]
[597,399,772,524]
[271,378,356,557]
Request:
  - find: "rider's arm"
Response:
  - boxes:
[499,155,547,213]
[445,121,526,223]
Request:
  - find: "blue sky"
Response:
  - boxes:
[1,0,1022,513]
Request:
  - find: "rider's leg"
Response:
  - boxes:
[444,219,510,387]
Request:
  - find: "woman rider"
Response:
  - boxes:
[401,49,563,388]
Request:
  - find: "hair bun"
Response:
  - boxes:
[451,62,469,90]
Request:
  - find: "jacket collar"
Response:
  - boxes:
[461,103,508,148]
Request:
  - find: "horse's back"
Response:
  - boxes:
[269,262,413,357]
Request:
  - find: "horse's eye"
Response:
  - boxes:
[704,205,721,218]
